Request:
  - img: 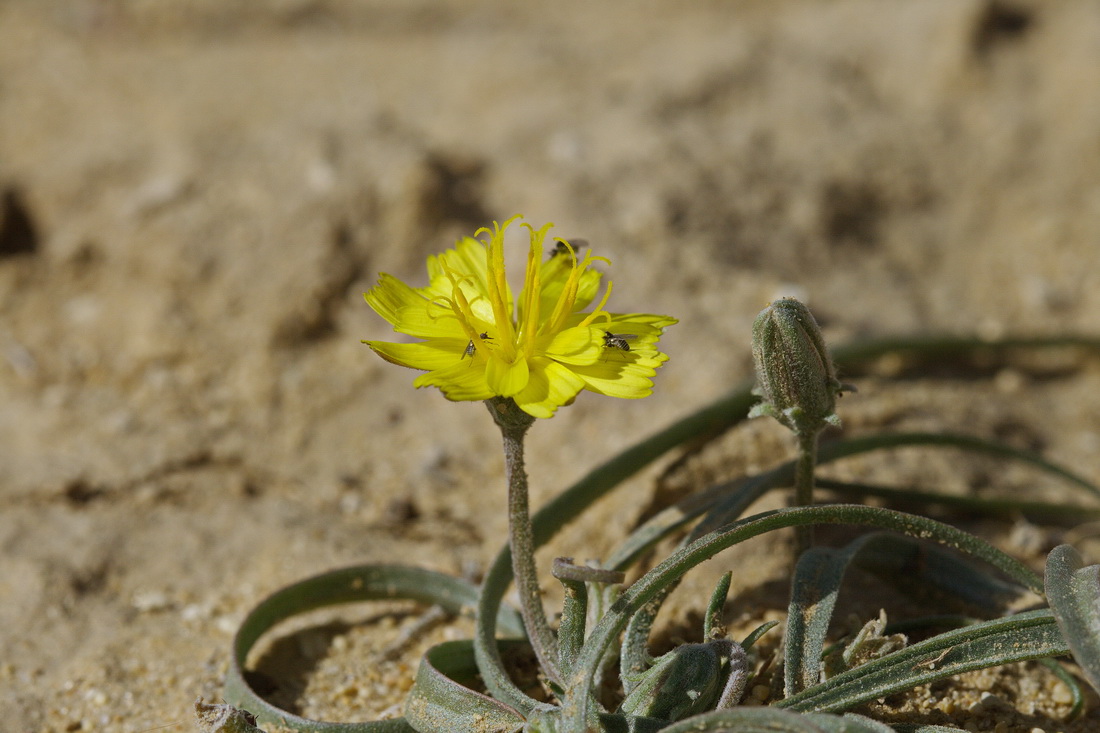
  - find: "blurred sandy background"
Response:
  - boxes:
[2,1,1100,731]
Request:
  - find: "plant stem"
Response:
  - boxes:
[487,398,561,685]
[792,429,819,558]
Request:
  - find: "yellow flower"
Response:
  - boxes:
[363,216,676,418]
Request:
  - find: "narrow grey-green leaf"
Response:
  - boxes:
[786,546,846,696]
[698,430,1100,547]
[658,706,830,733]
[705,571,733,640]
[817,432,1100,500]
[659,707,895,733]
[620,587,667,695]
[224,564,519,732]
[806,713,898,733]
[1045,543,1100,696]
[851,534,1025,611]
[614,475,775,695]
[562,505,1046,730]
[817,478,1100,525]
[779,610,1067,713]
[404,640,526,733]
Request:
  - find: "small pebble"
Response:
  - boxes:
[969,691,1010,713]
[1007,520,1045,556]
[993,368,1025,394]
[1050,680,1074,704]
[215,615,237,634]
[131,590,172,613]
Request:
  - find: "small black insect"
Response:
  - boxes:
[602,331,638,352]
[463,332,492,359]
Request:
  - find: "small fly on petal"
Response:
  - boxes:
[602,332,638,352]
[463,332,492,360]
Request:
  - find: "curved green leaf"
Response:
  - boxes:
[831,334,1100,375]
[404,640,526,733]
[817,478,1100,524]
[702,432,1100,537]
[779,610,1066,712]
[613,475,774,688]
[1045,543,1100,696]
[822,432,1100,500]
[561,504,1045,729]
[659,706,828,733]
[611,474,773,573]
[1036,657,1085,721]
[625,428,1093,698]
[857,537,1026,610]
[618,428,1093,693]
[224,564,522,732]
[804,713,899,733]
[659,707,896,733]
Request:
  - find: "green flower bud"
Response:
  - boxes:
[619,643,725,721]
[749,298,845,436]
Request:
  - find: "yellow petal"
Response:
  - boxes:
[569,360,659,399]
[610,313,679,329]
[624,351,670,369]
[422,272,457,300]
[449,236,493,288]
[364,273,428,325]
[539,266,602,324]
[413,361,494,401]
[468,297,496,325]
[391,304,468,339]
[364,339,470,371]
[513,360,586,418]
[572,268,602,311]
[428,236,507,313]
[569,312,678,339]
[543,326,603,365]
[486,354,530,397]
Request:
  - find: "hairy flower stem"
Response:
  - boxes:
[487,397,562,685]
[792,430,819,558]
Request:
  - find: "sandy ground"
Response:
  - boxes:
[3,1,1100,731]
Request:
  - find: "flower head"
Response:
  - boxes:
[363,216,676,418]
